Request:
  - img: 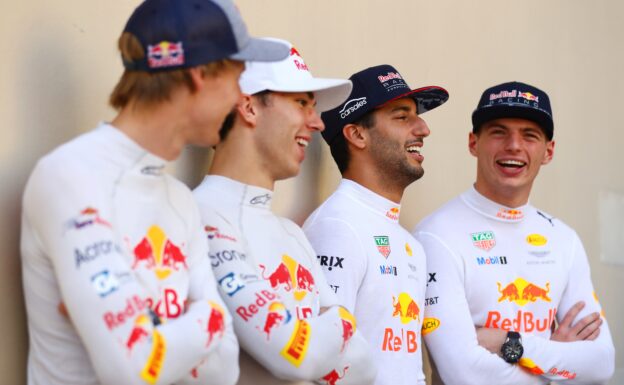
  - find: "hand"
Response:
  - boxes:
[551,301,602,342]
[476,327,508,355]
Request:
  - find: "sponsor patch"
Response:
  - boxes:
[526,233,547,246]
[91,270,120,297]
[421,317,440,335]
[471,231,496,251]
[405,243,413,256]
[339,97,367,119]
[147,41,184,69]
[379,264,398,276]
[374,236,391,258]
[317,255,344,271]
[476,256,508,265]
[130,225,188,280]
[497,278,551,305]
[140,330,167,384]
[392,293,420,324]
[281,320,311,367]
[65,207,111,232]
[218,272,245,296]
[386,207,400,221]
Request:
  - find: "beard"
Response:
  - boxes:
[368,127,424,189]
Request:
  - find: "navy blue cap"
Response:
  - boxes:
[122,0,289,72]
[321,64,449,144]
[472,81,554,140]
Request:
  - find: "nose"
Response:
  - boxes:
[307,109,325,132]
[412,116,430,137]
[504,130,523,151]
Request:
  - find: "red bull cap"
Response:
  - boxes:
[122,0,289,72]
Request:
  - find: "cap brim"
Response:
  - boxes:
[382,86,449,114]
[266,78,353,112]
[230,37,290,62]
[472,105,554,139]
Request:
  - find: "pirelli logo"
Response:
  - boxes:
[140,330,166,384]
[280,320,311,367]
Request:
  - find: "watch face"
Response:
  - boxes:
[502,341,523,363]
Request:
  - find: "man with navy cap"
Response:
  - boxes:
[413,82,615,384]
[20,1,288,384]
[193,38,376,385]
[303,64,449,385]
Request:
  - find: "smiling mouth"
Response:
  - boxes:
[296,137,310,148]
[497,159,526,168]
[406,144,422,154]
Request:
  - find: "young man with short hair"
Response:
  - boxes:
[193,39,377,385]
[414,81,615,384]
[20,1,288,384]
[303,64,449,385]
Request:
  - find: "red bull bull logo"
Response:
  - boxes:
[385,207,399,221]
[518,91,539,102]
[131,225,188,280]
[321,366,349,385]
[392,293,420,324]
[65,207,111,231]
[374,236,391,258]
[125,315,151,352]
[147,41,185,69]
[257,302,291,340]
[202,301,225,347]
[496,208,524,220]
[259,254,316,303]
[338,307,356,352]
[497,278,551,305]
[280,319,311,367]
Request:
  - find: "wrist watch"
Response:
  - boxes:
[501,331,523,363]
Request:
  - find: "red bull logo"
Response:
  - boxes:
[257,302,291,340]
[125,315,151,352]
[485,307,556,332]
[280,320,311,367]
[497,278,551,305]
[236,290,279,321]
[321,366,349,385]
[385,207,399,221]
[338,307,356,352]
[374,236,391,258]
[490,89,517,101]
[259,254,316,302]
[392,293,420,324]
[378,72,403,83]
[104,295,148,330]
[202,301,225,347]
[147,41,185,69]
[204,225,237,242]
[496,208,524,220]
[65,207,111,231]
[131,225,188,280]
[548,367,576,379]
[518,91,539,102]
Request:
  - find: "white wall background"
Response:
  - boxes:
[1,1,622,383]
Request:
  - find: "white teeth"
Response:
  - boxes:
[406,145,421,154]
[296,138,309,147]
[499,159,525,167]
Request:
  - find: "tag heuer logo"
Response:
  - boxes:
[471,231,496,251]
[374,236,391,258]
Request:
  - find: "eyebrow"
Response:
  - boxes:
[390,105,412,113]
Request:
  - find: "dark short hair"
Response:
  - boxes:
[329,110,376,174]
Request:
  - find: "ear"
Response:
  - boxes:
[188,67,205,93]
[343,123,368,150]
[468,132,478,157]
[541,140,555,165]
[237,94,257,127]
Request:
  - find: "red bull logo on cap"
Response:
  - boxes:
[374,236,391,258]
[147,41,185,69]
[259,254,316,303]
[130,225,188,280]
[518,91,539,102]
[392,293,420,324]
[497,278,551,306]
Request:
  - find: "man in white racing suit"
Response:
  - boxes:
[193,38,376,385]
[303,64,449,385]
[414,81,615,384]
[20,1,289,384]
